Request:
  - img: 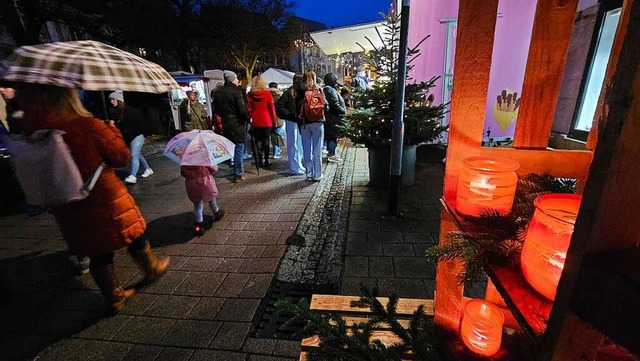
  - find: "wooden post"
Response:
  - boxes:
[513,0,579,149]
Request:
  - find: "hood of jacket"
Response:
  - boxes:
[324,73,338,88]
[248,90,271,102]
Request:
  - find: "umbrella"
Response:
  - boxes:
[164,130,235,166]
[2,40,178,93]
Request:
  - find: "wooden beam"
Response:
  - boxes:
[442,0,499,202]
[513,0,579,149]
[309,295,434,316]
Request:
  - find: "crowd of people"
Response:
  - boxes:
[0,67,355,314]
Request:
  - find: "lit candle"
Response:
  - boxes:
[456,156,519,216]
[521,194,581,301]
[461,299,505,356]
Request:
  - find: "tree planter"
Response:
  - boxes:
[368,145,417,188]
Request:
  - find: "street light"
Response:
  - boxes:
[294,39,314,73]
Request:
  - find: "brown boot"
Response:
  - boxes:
[90,263,135,314]
[129,242,169,283]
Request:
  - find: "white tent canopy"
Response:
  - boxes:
[310,21,386,56]
[260,68,295,88]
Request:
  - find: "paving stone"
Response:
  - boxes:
[197,230,233,245]
[277,213,301,222]
[36,339,132,361]
[209,322,251,350]
[215,274,250,297]
[242,222,270,231]
[165,256,189,270]
[382,243,415,257]
[156,347,194,361]
[262,245,286,258]
[75,315,132,341]
[378,278,431,299]
[273,339,302,358]
[412,243,434,257]
[260,214,280,222]
[121,344,163,361]
[403,232,435,244]
[343,256,369,277]
[216,299,260,322]
[368,257,395,278]
[245,231,282,246]
[189,298,225,320]
[225,231,252,245]
[239,274,273,298]
[180,257,224,272]
[111,316,175,344]
[412,220,441,233]
[187,244,216,257]
[120,293,160,316]
[208,245,247,258]
[278,204,306,214]
[191,350,247,361]
[341,277,378,295]
[242,246,267,258]
[393,257,437,279]
[140,271,189,295]
[159,319,222,348]
[347,232,367,243]
[267,222,297,231]
[157,244,195,256]
[348,220,380,233]
[345,243,383,256]
[249,354,297,360]
[367,231,404,243]
[243,338,277,355]
[144,295,200,318]
[215,258,245,273]
[239,213,264,222]
[173,272,226,297]
[241,257,281,273]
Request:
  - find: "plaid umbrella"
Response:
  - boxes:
[3,40,178,93]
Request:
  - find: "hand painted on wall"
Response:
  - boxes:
[493,89,521,131]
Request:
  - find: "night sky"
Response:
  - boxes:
[293,0,393,28]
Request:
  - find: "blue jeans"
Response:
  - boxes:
[327,139,337,157]
[194,199,219,223]
[130,134,150,177]
[272,125,285,156]
[300,122,324,180]
[285,120,305,174]
[234,142,245,176]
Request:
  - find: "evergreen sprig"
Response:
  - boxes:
[276,285,446,361]
[425,173,577,285]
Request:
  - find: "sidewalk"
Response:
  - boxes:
[0,144,449,361]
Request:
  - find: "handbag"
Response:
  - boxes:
[3,130,104,208]
[270,132,285,147]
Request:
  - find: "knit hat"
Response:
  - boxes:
[108,91,124,103]
[223,70,238,83]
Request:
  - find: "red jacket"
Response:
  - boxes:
[24,116,145,256]
[246,90,277,128]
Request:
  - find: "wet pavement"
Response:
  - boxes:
[0,141,448,360]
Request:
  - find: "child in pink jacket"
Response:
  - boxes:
[180,165,225,235]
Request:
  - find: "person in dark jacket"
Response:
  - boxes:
[213,71,251,182]
[108,91,154,184]
[295,71,327,182]
[275,73,305,175]
[323,73,347,163]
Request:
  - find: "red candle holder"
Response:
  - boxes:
[521,194,582,301]
[456,156,519,217]
[461,299,505,356]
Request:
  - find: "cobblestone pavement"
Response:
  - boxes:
[0,146,312,360]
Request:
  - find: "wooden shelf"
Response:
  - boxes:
[440,198,552,338]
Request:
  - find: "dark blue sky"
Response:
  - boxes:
[293,0,393,28]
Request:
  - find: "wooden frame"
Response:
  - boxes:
[435,0,639,359]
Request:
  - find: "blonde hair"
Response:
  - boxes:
[250,76,268,92]
[18,83,92,120]
[304,71,320,90]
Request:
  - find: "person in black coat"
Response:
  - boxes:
[213,71,250,182]
[323,73,347,163]
[275,73,306,175]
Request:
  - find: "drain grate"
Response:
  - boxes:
[252,281,338,340]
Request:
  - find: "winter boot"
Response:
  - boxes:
[129,242,170,283]
[90,263,135,314]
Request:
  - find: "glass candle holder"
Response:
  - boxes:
[461,299,505,356]
[456,156,520,217]
[521,194,582,301]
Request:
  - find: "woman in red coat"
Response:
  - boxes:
[246,76,277,167]
[16,83,169,314]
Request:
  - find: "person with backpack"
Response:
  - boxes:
[108,91,154,184]
[13,83,169,314]
[275,73,305,175]
[296,71,327,182]
[322,73,348,163]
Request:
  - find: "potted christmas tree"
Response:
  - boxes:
[343,9,447,188]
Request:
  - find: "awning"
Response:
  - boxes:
[310,21,386,56]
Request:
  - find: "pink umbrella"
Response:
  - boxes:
[164,130,235,166]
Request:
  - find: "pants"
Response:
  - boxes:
[130,134,150,177]
[252,127,271,163]
[234,142,245,176]
[194,199,219,223]
[300,122,324,181]
[90,235,146,268]
[327,138,337,157]
[285,120,305,174]
[272,125,285,156]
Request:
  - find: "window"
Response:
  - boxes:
[569,1,621,140]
